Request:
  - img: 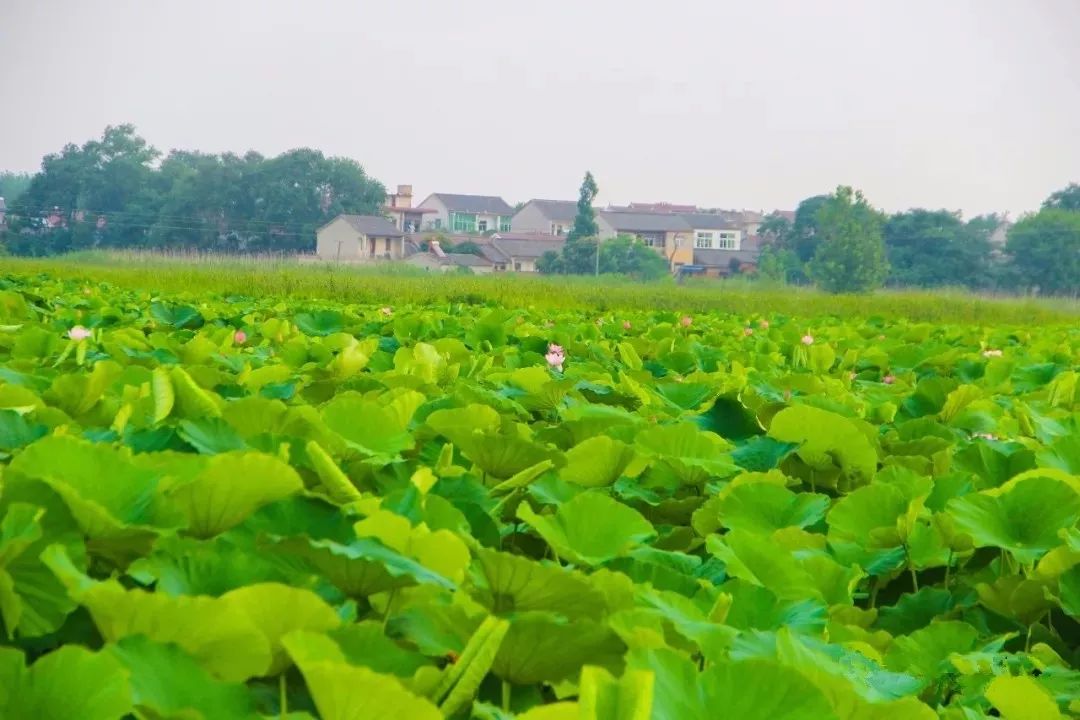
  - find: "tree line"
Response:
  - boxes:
[539,172,1079,295]
[0,125,385,255]
[755,183,1080,294]
[2,126,1076,294]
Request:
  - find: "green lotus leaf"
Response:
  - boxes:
[883,621,981,684]
[151,301,205,329]
[328,621,434,677]
[492,612,625,685]
[221,583,341,675]
[272,535,455,597]
[8,436,169,563]
[730,436,800,472]
[1037,433,1080,475]
[722,579,827,634]
[0,645,133,720]
[177,417,249,454]
[517,492,656,566]
[984,675,1062,720]
[715,483,829,535]
[425,404,502,445]
[635,423,738,486]
[282,630,442,720]
[127,534,295,596]
[0,480,86,638]
[708,530,863,605]
[43,544,272,682]
[946,476,1080,564]
[0,408,46,453]
[561,435,639,488]
[321,394,414,458]
[627,647,837,720]
[768,405,878,490]
[771,629,933,718]
[470,547,608,620]
[108,635,258,720]
[578,665,654,720]
[166,451,303,538]
[874,588,954,636]
[294,310,345,336]
[693,393,764,440]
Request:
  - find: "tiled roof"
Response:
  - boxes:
[522,199,578,222]
[328,214,404,237]
[425,193,514,215]
[598,211,692,232]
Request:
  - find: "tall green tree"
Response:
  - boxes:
[567,171,599,241]
[807,186,888,294]
[884,209,993,288]
[1043,182,1080,212]
[1005,208,1080,295]
[790,194,830,263]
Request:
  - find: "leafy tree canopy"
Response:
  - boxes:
[807,186,888,294]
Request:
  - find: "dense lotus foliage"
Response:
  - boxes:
[0,273,1078,719]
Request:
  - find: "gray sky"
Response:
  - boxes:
[2,0,1078,217]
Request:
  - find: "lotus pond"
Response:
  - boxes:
[0,272,1079,719]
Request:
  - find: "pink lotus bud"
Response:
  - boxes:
[759,320,769,329]
[801,334,814,345]
[380,307,393,316]
[743,327,753,336]
[883,374,895,384]
[623,321,632,330]
[680,316,692,328]
[68,325,92,341]
[234,330,247,344]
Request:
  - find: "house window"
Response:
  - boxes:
[717,232,740,250]
[499,217,512,232]
[695,231,713,249]
[477,219,489,232]
[637,232,662,247]
[514,261,522,271]
[433,218,442,229]
[451,213,477,232]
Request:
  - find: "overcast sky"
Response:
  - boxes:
[2,0,1078,217]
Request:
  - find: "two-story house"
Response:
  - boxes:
[511,199,578,236]
[315,214,407,262]
[682,212,759,275]
[596,211,694,269]
[416,193,515,233]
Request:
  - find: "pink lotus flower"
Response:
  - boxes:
[623,321,632,330]
[680,316,692,328]
[983,349,1002,358]
[743,327,753,336]
[883,374,895,385]
[759,320,769,329]
[973,432,996,441]
[380,307,393,316]
[545,343,565,372]
[68,325,92,341]
[234,330,247,344]
[801,334,814,345]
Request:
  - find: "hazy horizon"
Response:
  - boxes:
[2,0,1078,218]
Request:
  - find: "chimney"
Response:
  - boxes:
[395,184,413,209]
[430,239,446,258]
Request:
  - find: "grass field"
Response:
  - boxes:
[0,256,1078,718]
[2,251,1077,325]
